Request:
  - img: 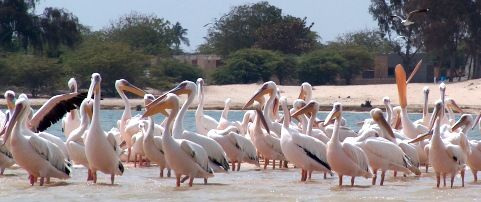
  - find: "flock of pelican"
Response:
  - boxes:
[1,63,481,189]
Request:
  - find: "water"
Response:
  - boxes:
[45,110,481,141]
[1,110,481,201]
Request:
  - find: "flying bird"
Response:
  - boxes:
[391,8,429,26]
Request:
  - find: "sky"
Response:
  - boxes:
[36,0,379,52]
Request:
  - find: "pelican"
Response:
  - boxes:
[0,138,13,175]
[140,117,171,178]
[195,78,219,135]
[85,73,124,184]
[62,78,81,138]
[414,100,466,188]
[217,98,238,130]
[391,8,429,26]
[162,81,230,173]
[324,102,372,186]
[280,97,331,182]
[116,79,146,163]
[248,106,285,169]
[144,93,214,187]
[66,98,94,181]
[468,113,481,181]
[131,132,145,167]
[244,81,282,137]
[3,97,73,186]
[207,126,259,171]
[292,101,329,143]
[413,87,431,127]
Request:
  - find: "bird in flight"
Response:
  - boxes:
[391,8,429,26]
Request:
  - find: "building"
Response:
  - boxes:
[173,54,222,71]
[351,53,432,84]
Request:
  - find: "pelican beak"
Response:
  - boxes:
[167,82,190,96]
[143,94,171,118]
[428,101,443,131]
[372,109,395,139]
[292,101,315,117]
[244,84,271,109]
[85,100,94,121]
[472,112,481,130]
[408,132,432,144]
[451,115,468,132]
[395,64,408,108]
[447,100,464,113]
[323,105,340,127]
[298,86,305,100]
[3,102,22,144]
[119,80,146,97]
[255,109,270,134]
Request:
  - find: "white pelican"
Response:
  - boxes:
[208,126,259,171]
[163,81,230,173]
[413,87,431,127]
[244,81,282,137]
[324,102,372,186]
[415,100,466,188]
[131,132,145,167]
[85,73,124,184]
[467,113,481,181]
[116,79,146,163]
[62,78,81,138]
[279,97,331,182]
[248,106,285,169]
[140,117,171,177]
[3,97,73,186]
[144,93,214,187]
[195,78,219,135]
[391,8,429,26]
[65,98,94,181]
[217,98,238,130]
[292,101,329,143]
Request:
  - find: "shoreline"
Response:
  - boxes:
[5,78,481,113]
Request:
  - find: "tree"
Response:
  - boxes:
[336,46,373,84]
[147,59,203,89]
[201,1,318,56]
[3,53,63,97]
[0,0,81,54]
[104,12,188,55]
[329,29,395,54]
[62,35,148,96]
[298,49,345,85]
[212,48,282,84]
[272,54,298,85]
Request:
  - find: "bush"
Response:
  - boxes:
[147,59,203,89]
[298,49,345,85]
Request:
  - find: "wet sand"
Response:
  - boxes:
[1,162,479,201]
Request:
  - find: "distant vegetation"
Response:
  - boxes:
[0,1,480,96]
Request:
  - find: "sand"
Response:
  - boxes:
[5,78,481,112]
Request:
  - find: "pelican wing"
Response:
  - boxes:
[445,144,467,165]
[0,139,12,158]
[0,110,5,128]
[292,133,330,170]
[363,139,408,168]
[227,132,257,161]
[342,142,370,173]
[29,135,72,176]
[398,141,420,167]
[152,136,164,154]
[265,133,283,154]
[203,115,220,130]
[180,140,212,173]
[107,131,122,155]
[30,92,87,132]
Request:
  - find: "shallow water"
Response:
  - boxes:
[1,110,481,201]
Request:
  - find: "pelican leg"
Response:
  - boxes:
[393,171,397,177]
[231,162,235,171]
[324,172,327,179]
[264,158,269,169]
[167,169,171,178]
[308,171,312,180]
[110,174,115,185]
[372,169,377,185]
[460,169,465,187]
[273,160,276,169]
[279,160,282,168]
[176,174,181,187]
[188,176,194,187]
[134,154,138,168]
[236,162,241,171]
[93,170,97,184]
[283,161,288,168]
[443,173,446,187]
[351,176,355,186]
[380,170,386,186]
[87,169,93,181]
[450,173,455,188]
[425,164,428,173]
[204,178,207,184]
[338,175,343,186]
[39,177,44,186]
[46,177,50,184]
[29,174,35,186]
[472,170,477,182]
[0,167,5,175]
[300,169,306,181]
[160,167,164,178]
[127,147,131,163]
[436,172,440,188]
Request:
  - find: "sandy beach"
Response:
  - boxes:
[8,79,481,112]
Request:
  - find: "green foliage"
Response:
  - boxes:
[147,59,203,89]
[329,29,394,54]
[298,49,345,85]
[104,12,189,55]
[201,1,318,55]
[2,53,63,97]
[61,36,148,96]
[212,48,282,84]
[336,46,373,84]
